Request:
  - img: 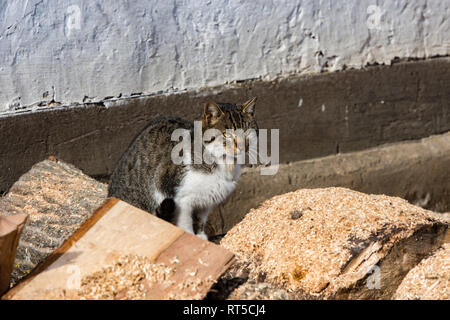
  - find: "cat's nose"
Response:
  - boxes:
[235,136,245,152]
[233,141,239,153]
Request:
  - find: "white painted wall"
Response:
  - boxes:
[0,0,449,113]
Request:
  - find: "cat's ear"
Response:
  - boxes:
[203,101,223,124]
[242,97,257,116]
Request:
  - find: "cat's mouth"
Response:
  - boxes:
[222,146,246,159]
[208,150,244,165]
[204,134,254,165]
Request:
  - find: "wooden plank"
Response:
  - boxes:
[118,233,235,300]
[0,214,28,295]
[2,199,233,300]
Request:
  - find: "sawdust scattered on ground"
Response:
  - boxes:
[77,254,174,300]
[394,243,450,300]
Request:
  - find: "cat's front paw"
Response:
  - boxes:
[196,232,208,241]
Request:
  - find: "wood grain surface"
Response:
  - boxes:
[2,199,233,300]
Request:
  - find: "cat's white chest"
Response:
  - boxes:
[175,165,240,209]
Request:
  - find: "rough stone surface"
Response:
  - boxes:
[0,158,108,285]
[393,241,449,300]
[220,187,448,299]
[1,0,449,112]
[1,58,449,194]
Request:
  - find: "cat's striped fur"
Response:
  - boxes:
[108,98,258,239]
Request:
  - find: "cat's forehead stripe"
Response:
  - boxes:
[225,109,236,130]
[215,102,252,131]
[231,111,238,130]
[238,110,244,129]
[237,110,243,129]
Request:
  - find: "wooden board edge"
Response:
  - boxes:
[1,197,119,300]
[215,255,236,283]
[201,253,235,300]
[158,232,236,300]
[118,234,236,300]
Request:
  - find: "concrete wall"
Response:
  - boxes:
[1,57,449,194]
[1,0,449,113]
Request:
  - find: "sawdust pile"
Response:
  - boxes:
[394,243,450,300]
[220,187,447,297]
[77,254,174,300]
[73,254,216,300]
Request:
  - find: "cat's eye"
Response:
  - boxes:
[223,132,231,138]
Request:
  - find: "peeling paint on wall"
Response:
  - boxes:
[0,0,449,113]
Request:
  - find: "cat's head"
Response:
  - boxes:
[201,97,258,160]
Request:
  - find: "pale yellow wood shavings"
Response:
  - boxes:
[77,254,175,300]
[73,254,217,300]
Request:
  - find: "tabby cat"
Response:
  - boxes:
[108,98,258,239]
